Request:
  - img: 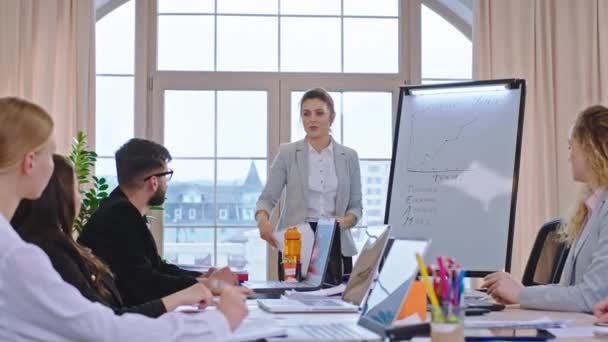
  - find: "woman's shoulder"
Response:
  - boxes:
[279,139,304,150]
[35,234,73,256]
[334,141,359,159]
[277,139,307,157]
[35,236,87,275]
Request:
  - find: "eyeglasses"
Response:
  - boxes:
[143,169,174,182]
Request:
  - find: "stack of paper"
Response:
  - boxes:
[465,316,567,329]
[226,319,286,342]
[547,327,595,338]
[283,283,346,300]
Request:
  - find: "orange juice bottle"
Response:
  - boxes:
[283,226,301,282]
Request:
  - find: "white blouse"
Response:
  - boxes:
[0,213,231,341]
[306,141,338,222]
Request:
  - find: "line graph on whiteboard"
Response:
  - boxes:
[406,112,479,173]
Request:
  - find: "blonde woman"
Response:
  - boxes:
[0,97,247,341]
[483,105,608,313]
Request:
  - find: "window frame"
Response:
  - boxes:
[95,0,473,279]
[188,208,196,220]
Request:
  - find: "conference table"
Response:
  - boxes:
[242,300,602,341]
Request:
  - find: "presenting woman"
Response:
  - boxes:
[255,88,362,284]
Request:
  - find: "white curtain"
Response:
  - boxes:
[0,0,96,154]
[474,0,608,278]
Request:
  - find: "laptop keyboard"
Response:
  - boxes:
[300,323,368,339]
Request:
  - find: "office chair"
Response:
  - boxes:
[522,219,570,286]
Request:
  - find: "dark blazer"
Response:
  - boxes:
[36,236,166,317]
[78,188,201,306]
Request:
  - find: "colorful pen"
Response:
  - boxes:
[416,253,443,322]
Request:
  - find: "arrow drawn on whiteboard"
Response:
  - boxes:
[441,161,512,211]
[409,117,477,173]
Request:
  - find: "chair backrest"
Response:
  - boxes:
[522,219,571,286]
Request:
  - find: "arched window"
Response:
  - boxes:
[421,3,472,83]
[96,0,471,281]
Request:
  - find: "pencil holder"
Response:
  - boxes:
[430,303,464,342]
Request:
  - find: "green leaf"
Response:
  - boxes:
[99,184,109,191]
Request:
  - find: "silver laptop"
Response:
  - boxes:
[267,238,431,342]
[243,219,336,294]
[257,225,392,313]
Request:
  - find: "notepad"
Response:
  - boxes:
[283,283,346,299]
[225,319,287,342]
[465,316,567,329]
[547,327,595,338]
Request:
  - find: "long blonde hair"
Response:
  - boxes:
[0,97,53,172]
[560,105,608,244]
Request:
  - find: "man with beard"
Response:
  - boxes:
[79,138,239,306]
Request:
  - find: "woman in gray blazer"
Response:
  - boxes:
[255,88,362,283]
[483,105,608,313]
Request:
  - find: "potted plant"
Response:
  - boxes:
[69,131,109,234]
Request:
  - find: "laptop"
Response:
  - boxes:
[243,219,336,294]
[257,225,392,313]
[267,238,431,342]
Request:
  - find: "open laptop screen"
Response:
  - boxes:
[304,219,335,285]
[358,238,430,334]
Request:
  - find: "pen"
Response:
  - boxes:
[437,256,449,301]
[416,253,443,323]
[457,268,466,306]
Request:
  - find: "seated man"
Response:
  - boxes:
[79,138,238,306]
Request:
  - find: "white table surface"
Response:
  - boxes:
[242,300,604,341]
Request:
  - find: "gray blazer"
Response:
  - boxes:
[519,192,608,313]
[256,138,363,256]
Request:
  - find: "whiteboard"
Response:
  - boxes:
[386,80,525,275]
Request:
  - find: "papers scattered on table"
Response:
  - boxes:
[464,290,489,300]
[225,319,286,342]
[465,316,567,329]
[174,304,203,313]
[391,312,428,327]
[283,283,346,299]
[547,327,595,338]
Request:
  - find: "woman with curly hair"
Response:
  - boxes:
[483,105,608,313]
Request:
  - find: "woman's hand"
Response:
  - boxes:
[198,266,239,295]
[161,282,213,311]
[482,271,524,304]
[256,211,278,248]
[217,286,249,331]
[594,298,608,323]
[337,213,357,229]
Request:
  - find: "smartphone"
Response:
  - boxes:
[465,308,491,316]
[465,328,555,341]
